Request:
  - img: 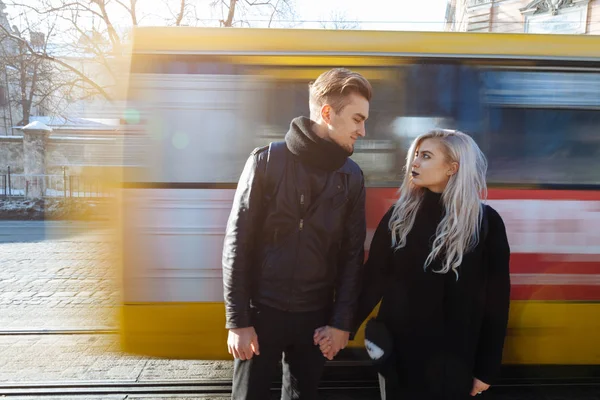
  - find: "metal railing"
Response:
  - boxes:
[1,168,112,199]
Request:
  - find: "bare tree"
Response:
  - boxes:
[0,0,298,129]
[0,10,88,128]
[2,0,200,111]
[319,10,360,30]
[211,0,296,28]
[1,28,47,126]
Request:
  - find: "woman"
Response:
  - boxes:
[321,129,510,399]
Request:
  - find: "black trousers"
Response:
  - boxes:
[231,305,329,400]
[377,350,476,400]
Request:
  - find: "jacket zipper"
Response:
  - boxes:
[289,192,306,311]
[299,193,305,231]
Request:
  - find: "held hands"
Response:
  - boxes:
[313,326,350,360]
[227,327,260,360]
[313,327,492,395]
[470,377,490,396]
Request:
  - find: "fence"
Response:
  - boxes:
[1,169,112,198]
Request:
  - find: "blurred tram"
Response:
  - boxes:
[119,27,600,377]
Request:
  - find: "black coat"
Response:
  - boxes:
[222,117,366,331]
[355,189,511,399]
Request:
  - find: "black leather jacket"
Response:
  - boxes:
[222,144,366,332]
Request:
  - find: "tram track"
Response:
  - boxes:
[1,331,598,398]
[2,380,600,398]
[0,379,380,397]
[0,328,118,336]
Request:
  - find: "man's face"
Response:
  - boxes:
[324,93,369,154]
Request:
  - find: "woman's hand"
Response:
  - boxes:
[470,377,490,396]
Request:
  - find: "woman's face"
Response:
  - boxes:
[410,138,458,193]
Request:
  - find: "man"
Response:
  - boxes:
[222,68,371,400]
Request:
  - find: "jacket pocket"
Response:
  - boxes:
[331,191,348,210]
[331,173,349,210]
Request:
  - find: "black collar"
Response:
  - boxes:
[284,117,350,172]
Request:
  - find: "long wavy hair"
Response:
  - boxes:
[389,129,488,279]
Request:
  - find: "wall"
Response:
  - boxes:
[0,136,24,173]
[0,133,124,176]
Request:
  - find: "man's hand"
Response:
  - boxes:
[470,377,490,396]
[313,326,350,360]
[228,327,260,360]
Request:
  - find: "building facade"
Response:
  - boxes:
[446,0,600,35]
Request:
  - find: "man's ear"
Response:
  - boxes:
[321,104,332,124]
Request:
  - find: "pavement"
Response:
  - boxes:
[1,221,599,400]
[0,222,118,330]
[0,222,231,395]
[0,221,380,400]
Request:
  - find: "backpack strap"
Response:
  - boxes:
[263,141,287,207]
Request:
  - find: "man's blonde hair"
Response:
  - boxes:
[309,68,372,118]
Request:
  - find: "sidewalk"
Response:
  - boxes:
[0,222,596,400]
[0,334,233,383]
[0,223,118,330]
[0,221,235,394]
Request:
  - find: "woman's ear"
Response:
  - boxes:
[447,162,459,176]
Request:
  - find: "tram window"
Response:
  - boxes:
[128,59,266,184]
[263,81,309,137]
[399,66,600,186]
[394,63,488,186]
[481,70,600,185]
[486,107,600,185]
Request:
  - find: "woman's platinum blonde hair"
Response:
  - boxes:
[389,129,488,279]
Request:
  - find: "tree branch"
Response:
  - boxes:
[7,1,105,21]
[114,0,138,26]
[222,0,237,26]
[90,0,121,48]
[0,24,113,102]
[175,0,186,26]
[31,79,70,106]
[131,0,139,25]
[27,63,39,114]
[244,0,271,5]
[52,13,117,81]
[267,0,281,27]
